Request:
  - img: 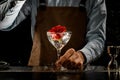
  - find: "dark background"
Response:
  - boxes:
[106,0,120,65]
[106,0,120,45]
[0,15,33,66]
[91,0,120,66]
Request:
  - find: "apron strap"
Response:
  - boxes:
[79,0,87,11]
[39,0,46,6]
[39,0,46,10]
[80,0,87,6]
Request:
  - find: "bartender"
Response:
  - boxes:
[28,0,107,70]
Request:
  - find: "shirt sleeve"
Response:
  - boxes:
[0,0,11,21]
[79,0,107,64]
[0,0,27,31]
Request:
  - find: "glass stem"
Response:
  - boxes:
[57,49,61,59]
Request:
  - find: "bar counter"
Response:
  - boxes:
[0,65,119,80]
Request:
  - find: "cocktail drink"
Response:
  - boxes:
[47,25,72,60]
[47,31,72,59]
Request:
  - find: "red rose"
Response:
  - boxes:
[48,25,66,33]
[48,25,67,40]
[50,33,62,40]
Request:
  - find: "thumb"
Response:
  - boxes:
[55,48,75,67]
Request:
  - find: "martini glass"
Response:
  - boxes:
[47,31,72,60]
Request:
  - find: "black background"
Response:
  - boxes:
[91,0,120,66]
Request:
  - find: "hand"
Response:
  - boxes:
[55,48,85,70]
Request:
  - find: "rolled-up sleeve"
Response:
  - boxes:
[0,0,27,31]
[79,0,107,63]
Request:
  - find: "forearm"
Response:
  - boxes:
[80,38,105,63]
[79,0,107,64]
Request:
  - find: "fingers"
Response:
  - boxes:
[55,48,75,67]
[69,52,79,62]
[61,48,75,60]
[55,48,84,70]
[62,52,83,69]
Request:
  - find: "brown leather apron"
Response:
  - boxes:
[28,6,87,66]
